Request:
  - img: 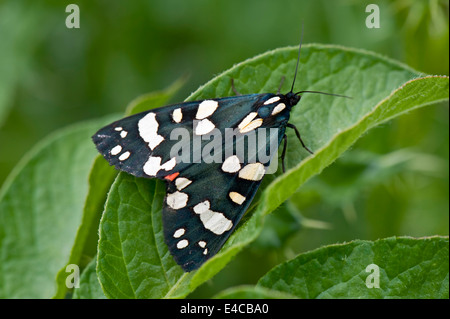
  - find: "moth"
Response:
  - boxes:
[92,35,348,272]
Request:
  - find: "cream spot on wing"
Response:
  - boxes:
[264,96,280,105]
[172,108,183,123]
[221,155,241,173]
[161,157,176,171]
[110,145,122,156]
[238,163,265,181]
[118,151,130,161]
[173,228,185,238]
[175,177,192,191]
[271,103,286,115]
[239,118,263,133]
[229,191,246,205]
[193,200,210,214]
[143,156,161,176]
[120,130,128,138]
[198,240,206,248]
[196,100,219,119]
[177,239,189,249]
[193,200,233,235]
[195,118,215,135]
[238,112,258,130]
[166,191,189,209]
[143,156,177,176]
[138,112,164,150]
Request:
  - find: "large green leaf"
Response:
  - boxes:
[97,175,193,298]
[54,155,118,298]
[70,80,186,298]
[0,116,116,298]
[71,78,185,268]
[0,74,184,299]
[72,256,106,299]
[96,44,449,298]
[213,285,297,299]
[256,236,449,299]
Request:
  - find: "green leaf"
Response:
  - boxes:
[68,80,186,298]
[0,116,116,298]
[54,155,119,298]
[125,75,187,115]
[213,285,297,299]
[97,175,194,298]
[257,236,449,299]
[96,44,448,298]
[252,201,302,250]
[72,257,106,299]
[0,75,183,298]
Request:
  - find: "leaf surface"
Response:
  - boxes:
[257,236,449,299]
[0,116,116,298]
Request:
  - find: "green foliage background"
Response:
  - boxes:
[0,0,448,298]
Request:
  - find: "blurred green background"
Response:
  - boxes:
[0,0,448,298]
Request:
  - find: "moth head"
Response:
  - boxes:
[285,91,301,107]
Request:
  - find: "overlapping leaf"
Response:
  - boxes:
[255,236,449,299]
[0,116,116,298]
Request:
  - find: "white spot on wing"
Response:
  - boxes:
[264,96,280,105]
[239,118,263,133]
[193,200,210,214]
[167,191,189,209]
[238,163,265,181]
[143,156,161,176]
[120,130,128,138]
[238,112,263,133]
[143,156,177,176]
[193,200,233,235]
[119,151,130,161]
[221,155,241,173]
[175,177,192,191]
[195,119,215,135]
[138,112,164,150]
[114,127,123,131]
[110,145,122,156]
[161,157,176,171]
[177,239,189,249]
[238,112,258,130]
[198,240,206,248]
[172,108,183,123]
[173,228,185,238]
[196,100,219,119]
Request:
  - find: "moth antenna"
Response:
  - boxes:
[295,90,353,99]
[290,22,304,93]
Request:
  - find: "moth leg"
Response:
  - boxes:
[281,133,288,173]
[230,78,242,96]
[286,123,314,154]
[277,76,286,94]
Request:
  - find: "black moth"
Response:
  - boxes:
[92,36,348,272]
